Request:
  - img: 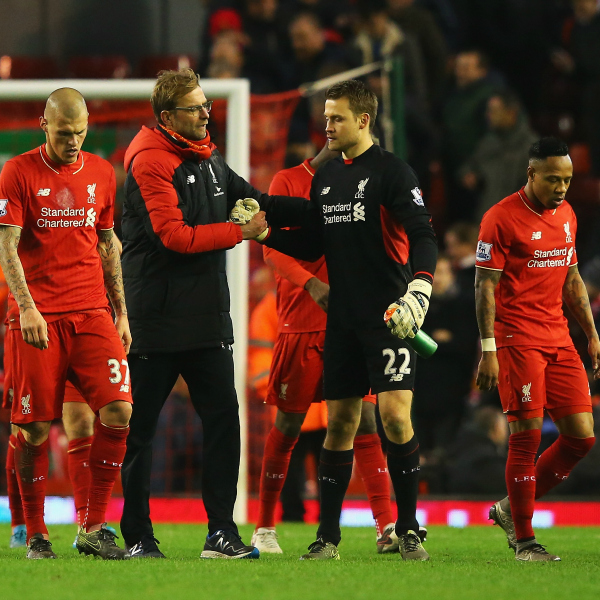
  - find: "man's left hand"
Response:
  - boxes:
[589,334,600,380]
[115,314,132,354]
[230,198,260,225]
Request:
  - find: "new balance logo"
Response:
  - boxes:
[355,178,369,199]
[411,187,424,206]
[389,374,404,382]
[85,207,96,227]
[521,382,532,402]
[21,394,31,415]
[321,187,330,195]
[37,188,51,196]
[531,231,542,240]
[187,175,195,184]
[353,202,365,221]
[119,384,130,393]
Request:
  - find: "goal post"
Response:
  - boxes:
[0,78,251,523]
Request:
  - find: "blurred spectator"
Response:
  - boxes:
[285,12,356,144]
[354,0,427,106]
[459,89,538,221]
[415,0,460,52]
[444,221,478,299]
[413,254,479,455]
[441,49,499,221]
[207,31,245,79]
[553,0,600,176]
[280,0,356,40]
[470,1,563,114]
[203,0,287,92]
[387,0,448,108]
[445,405,508,495]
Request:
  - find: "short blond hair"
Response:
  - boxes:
[151,67,200,123]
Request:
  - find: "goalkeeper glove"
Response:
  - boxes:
[384,279,432,339]
[230,198,260,225]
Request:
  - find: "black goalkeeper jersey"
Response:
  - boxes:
[265,144,438,329]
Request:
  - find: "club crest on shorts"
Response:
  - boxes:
[0,198,8,217]
[21,394,31,414]
[279,383,288,400]
[521,382,532,402]
[476,240,493,262]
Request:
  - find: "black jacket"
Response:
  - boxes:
[122,126,307,353]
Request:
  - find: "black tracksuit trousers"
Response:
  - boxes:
[120,344,240,546]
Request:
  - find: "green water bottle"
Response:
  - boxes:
[406,329,438,358]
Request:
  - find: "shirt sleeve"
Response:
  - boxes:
[264,170,317,289]
[0,160,25,228]
[132,158,242,254]
[476,205,512,271]
[570,206,578,266]
[97,166,115,230]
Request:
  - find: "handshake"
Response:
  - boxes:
[384,280,432,339]
[229,198,269,242]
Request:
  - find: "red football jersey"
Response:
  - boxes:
[0,145,115,325]
[264,159,328,333]
[476,187,577,347]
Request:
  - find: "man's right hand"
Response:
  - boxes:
[240,211,268,240]
[476,351,499,390]
[305,277,329,312]
[20,306,49,350]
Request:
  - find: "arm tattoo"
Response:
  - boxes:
[0,225,36,314]
[475,267,502,339]
[97,229,127,316]
[563,265,598,339]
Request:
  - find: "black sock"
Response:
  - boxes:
[387,436,420,535]
[316,448,354,546]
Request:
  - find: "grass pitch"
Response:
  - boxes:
[1,523,599,600]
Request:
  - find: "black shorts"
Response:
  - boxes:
[322,324,416,399]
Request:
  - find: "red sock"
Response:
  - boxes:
[67,436,93,527]
[6,434,25,527]
[535,434,595,499]
[15,430,49,540]
[505,429,541,541]
[84,421,128,530]
[354,433,394,537]
[256,427,298,529]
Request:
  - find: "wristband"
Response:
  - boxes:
[481,338,497,352]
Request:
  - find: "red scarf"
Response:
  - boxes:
[164,126,213,160]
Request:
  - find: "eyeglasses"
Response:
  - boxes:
[171,101,213,116]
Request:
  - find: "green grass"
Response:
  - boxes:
[1,524,599,600]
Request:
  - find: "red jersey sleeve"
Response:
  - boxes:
[133,158,242,254]
[476,206,513,271]
[265,169,316,289]
[570,206,578,266]
[97,167,116,230]
[0,160,25,228]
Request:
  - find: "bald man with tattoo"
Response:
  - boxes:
[0,88,132,559]
[475,137,599,562]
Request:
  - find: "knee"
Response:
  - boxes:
[275,411,304,438]
[21,421,51,445]
[327,412,360,440]
[380,410,411,439]
[99,400,132,428]
[63,411,95,440]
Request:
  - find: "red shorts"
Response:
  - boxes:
[9,310,132,425]
[266,331,376,413]
[497,345,592,422]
